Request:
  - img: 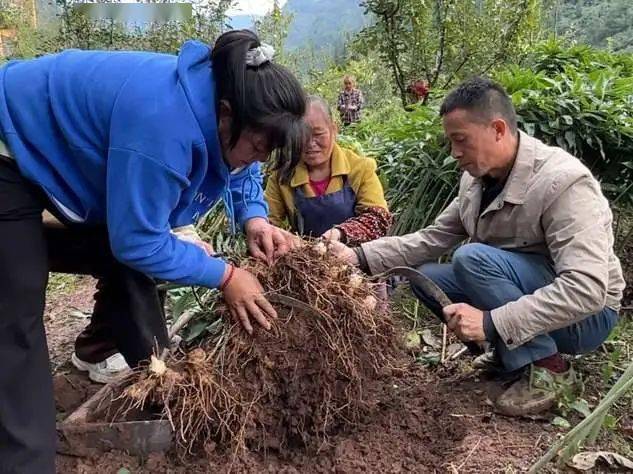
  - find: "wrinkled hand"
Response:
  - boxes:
[443,303,486,342]
[321,228,342,242]
[327,240,359,266]
[245,218,298,264]
[221,266,277,334]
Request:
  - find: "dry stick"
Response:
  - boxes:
[456,436,483,471]
[441,324,448,363]
[449,346,469,360]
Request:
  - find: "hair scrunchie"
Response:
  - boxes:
[245,43,275,67]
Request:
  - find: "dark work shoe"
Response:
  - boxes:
[494,364,581,417]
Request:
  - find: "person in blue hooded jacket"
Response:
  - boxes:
[0,29,306,473]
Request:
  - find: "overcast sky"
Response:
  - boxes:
[227,0,287,16]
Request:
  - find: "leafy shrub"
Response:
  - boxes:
[502,39,633,205]
[341,104,458,235]
[344,39,633,236]
[2,0,231,59]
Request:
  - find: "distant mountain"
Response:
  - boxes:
[228,14,260,31]
[551,0,633,52]
[283,0,368,52]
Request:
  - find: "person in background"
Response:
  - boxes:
[337,75,364,126]
[265,95,392,246]
[329,77,624,418]
[407,79,430,104]
[0,29,305,473]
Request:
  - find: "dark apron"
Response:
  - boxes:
[293,177,356,237]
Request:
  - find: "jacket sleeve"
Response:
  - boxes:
[337,92,345,111]
[228,162,269,229]
[334,157,391,244]
[263,170,289,227]
[336,206,393,245]
[490,174,612,349]
[106,147,227,288]
[357,90,364,110]
[352,157,388,209]
[360,197,467,274]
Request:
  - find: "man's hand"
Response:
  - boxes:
[321,227,342,242]
[221,266,277,334]
[443,303,486,342]
[245,217,297,264]
[327,240,359,266]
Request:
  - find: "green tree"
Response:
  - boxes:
[4,0,235,59]
[357,0,544,107]
[547,0,633,52]
[254,0,293,66]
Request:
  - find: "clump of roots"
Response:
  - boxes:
[112,241,404,456]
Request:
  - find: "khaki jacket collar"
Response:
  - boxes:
[463,130,536,212]
[503,131,536,205]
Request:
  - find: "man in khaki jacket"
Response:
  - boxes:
[332,77,625,417]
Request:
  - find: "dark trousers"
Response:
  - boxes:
[47,228,169,365]
[0,158,168,473]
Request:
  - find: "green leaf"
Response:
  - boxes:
[183,319,209,342]
[552,416,571,429]
[117,469,131,474]
[404,330,421,350]
[570,399,592,418]
[416,352,440,367]
[603,414,617,430]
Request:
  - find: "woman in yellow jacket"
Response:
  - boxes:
[265,96,392,245]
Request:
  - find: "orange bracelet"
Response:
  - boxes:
[219,265,235,291]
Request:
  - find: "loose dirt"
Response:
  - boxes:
[49,279,549,474]
[56,367,551,473]
[48,262,631,473]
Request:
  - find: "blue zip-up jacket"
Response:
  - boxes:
[0,41,268,288]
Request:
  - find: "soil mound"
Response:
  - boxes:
[113,244,404,455]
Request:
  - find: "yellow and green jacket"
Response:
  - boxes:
[265,143,392,245]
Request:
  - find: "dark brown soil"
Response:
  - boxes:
[56,367,550,473]
[45,275,96,371]
[49,278,549,473]
[53,372,101,416]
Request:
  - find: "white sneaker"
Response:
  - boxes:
[71,352,130,384]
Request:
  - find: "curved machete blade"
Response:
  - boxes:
[374,266,453,323]
[373,267,484,354]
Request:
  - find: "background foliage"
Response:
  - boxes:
[339,38,633,234]
[548,0,633,53]
[357,0,544,106]
[1,0,233,58]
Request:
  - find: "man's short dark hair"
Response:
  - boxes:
[440,77,518,134]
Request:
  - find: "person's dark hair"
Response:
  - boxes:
[211,29,307,182]
[439,77,518,135]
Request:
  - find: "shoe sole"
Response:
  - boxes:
[70,353,121,385]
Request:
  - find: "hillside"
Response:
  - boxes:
[283,0,367,52]
[551,0,632,52]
